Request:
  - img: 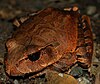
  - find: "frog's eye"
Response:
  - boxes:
[27,43,60,62]
[28,51,40,61]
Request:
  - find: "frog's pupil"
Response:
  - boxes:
[28,52,40,61]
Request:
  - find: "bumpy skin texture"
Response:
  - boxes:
[5,7,93,76]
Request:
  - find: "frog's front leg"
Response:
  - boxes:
[49,52,77,72]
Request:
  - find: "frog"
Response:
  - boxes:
[4,6,93,77]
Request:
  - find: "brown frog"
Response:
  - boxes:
[5,7,93,77]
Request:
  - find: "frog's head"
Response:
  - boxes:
[5,37,62,76]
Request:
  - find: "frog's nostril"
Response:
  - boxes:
[28,52,40,61]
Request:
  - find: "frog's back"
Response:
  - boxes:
[12,7,79,52]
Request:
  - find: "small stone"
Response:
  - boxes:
[95,72,100,84]
[1,78,4,81]
[14,79,19,84]
[93,13,100,19]
[77,77,91,84]
[87,6,97,15]
[46,70,78,84]
[70,66,83,77]
[92,57,99,63]
[58,73,63,77]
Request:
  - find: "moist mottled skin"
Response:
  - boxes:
[5,7,93,77]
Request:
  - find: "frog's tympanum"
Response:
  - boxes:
[5,7,93,77]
